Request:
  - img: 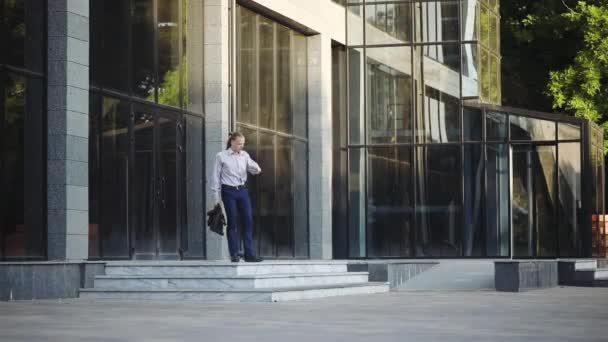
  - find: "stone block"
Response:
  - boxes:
[47,209,67,235]
[67,0,89,18]
[495,261,558,292]
[47,184,67,210]
[66,209,88,235]
[66,135,88,162]
[66,86,89,114]
[47,233,67,260]
[66,185,88,211]
[66,160,88,186]
[66,111,89,138]
[66,62,89,89]
[66,234,88,260]
[66,12,89,42]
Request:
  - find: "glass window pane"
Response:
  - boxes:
[89,93,101,259]
[258,17,275,130]
[464,107,482,141]
[183,0,204,114]
[132,0,156,100]
[294,140,309,257]
[100,97,130,258]
[418,86,460,143]
[558,122,581,141]
[256,132,275,257]
[490,54,500,104]
[349,148,366,257]
[183,114,205,258]
[366,47,413,144]
[489,13,498,51]
[348,47,365,145]
[510,115,556,141]
[536,145,557,257]
[486,111,507,141]
[347,6,363,46]
[463,145,483,256]
[157,0,180,107]
[367,147,413,257]
[558,142,582,257]
[480,4,489,47]
[5,0,44,72]
[480,48,490,101]
[92,0,130,91]
[365,3,412,45]
[512,145,557,257]
[2,74,45,259]
[276,26,292,134]
[275,136,293,257]
[293,34,308,138]
[485,144,509,256]
[236,6,257,126]
[417,1,459,42]
[461,0,478,41]
[415,146,462,257]
[462,43,479,98]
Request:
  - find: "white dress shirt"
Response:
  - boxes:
[212,148,261,202]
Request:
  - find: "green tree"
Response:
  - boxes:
[547,1,608,147]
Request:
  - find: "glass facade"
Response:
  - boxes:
[235,6,309,258]
[337,0,597,258]
[89,0,205,259]
[0,0,604,262]
[0,0,46,260]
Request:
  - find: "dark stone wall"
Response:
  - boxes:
[0,262,105,301]
[495,261,558,292]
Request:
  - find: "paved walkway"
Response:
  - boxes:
[1,287,607,342]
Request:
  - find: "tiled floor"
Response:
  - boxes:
[1,287,607,342]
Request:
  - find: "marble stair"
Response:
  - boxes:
[79,261,389,302]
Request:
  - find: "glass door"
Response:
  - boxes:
[511,144,557,258]
[130,105,183,259]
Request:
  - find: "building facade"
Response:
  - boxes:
[0,0,605,264]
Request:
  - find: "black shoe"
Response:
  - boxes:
[230,255,240,263]
[244,255,263,263]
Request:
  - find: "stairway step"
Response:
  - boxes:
[93,272,370,290]
[573,260,598,271]
[593,279,608,287]
[79,282,390,302]
[104,261,349,277]
[594,268,608,279]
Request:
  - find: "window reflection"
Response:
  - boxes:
[366,52,413,144]
[416,146,462,257]
[1,74,45,259]
[367,147,413,257]
[236,6,309,258]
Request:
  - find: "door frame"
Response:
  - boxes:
[509,141,559,259]
[129,103,184,260]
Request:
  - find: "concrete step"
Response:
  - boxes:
[594,268,608,279]
[593,278,608,287]
[79,282,390,302]
[104,261,349,277]
[93,272,370,290]
[573,260,598,271]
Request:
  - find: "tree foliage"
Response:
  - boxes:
[547,2,608,129]
[502,0,608,153]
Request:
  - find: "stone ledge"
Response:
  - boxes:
[495,260,558,292]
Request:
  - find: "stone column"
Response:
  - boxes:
[307,34,333,259]
[204,0,231,260]
[46,0,89,260]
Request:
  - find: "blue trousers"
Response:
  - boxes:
[221,185,255,257]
